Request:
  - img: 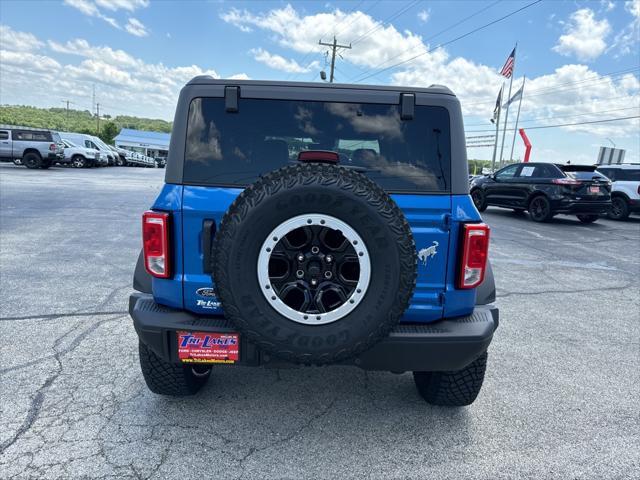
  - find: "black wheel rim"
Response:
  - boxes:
[472,191,483,208]
[611,198,623,217]
[531,198,548,220]
[268,225,360,315]
[258,214,371,325]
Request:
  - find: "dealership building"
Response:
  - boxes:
[114,128,171,159]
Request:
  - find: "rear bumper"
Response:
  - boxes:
[552,199,611,215]
[129,292,498,372]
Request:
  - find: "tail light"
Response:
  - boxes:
[552,178,581,186]
[457,223,490,289]
[142,211,171,278]
[49,143,56,151]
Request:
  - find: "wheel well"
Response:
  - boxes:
[23,149,42,158]
[72,154,86,160]
[611,191,630,202]
[527,192,549,208]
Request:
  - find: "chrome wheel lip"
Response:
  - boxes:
[257,213,371,326]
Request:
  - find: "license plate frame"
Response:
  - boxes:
[589,186,599,194]
[177,331,239,364]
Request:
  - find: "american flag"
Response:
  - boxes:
[500,47,516,78]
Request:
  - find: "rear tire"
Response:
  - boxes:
[528,195,553,222]
[471,188,487,212]
[72,156,87,168]
[608,196,630,220]
[577,214,599,224]
[138,341,211,396]
[22,152,42,169]
[413,351,488,406]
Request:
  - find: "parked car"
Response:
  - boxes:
[89,136,117,166]
[60,133,107,166]
[129,78,498,406]
[470,162,612,223]
[0,125,64,169]
[154,156,166,168]
[106,144,128,166]
[60,139,102,168]
[597,164,640,220]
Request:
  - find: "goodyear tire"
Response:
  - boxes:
[413,351,488,406]
[138,341,211,396]
[212,163,417,365]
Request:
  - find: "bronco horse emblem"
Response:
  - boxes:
[418,241,439,267]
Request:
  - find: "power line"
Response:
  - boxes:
[464,67,640,106]
[465,115,639,133]
[464,103,640,128]
[319,36,352,82]
[348,0,501,82]
[350,0,420,47]
[352,0,543,83]
[288,0,368,81]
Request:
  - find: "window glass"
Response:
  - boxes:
[495,164,519,179]
[616,169,640,181]
[565,170,609,181]
[597,168,614,181]
[184,97,452,192]
[0,131,8,140]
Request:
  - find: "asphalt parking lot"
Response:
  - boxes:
[1,163,638,479]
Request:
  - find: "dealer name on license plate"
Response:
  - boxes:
[589,186,599,194]
[177,331,239,364]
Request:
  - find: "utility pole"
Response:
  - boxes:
[318,36,351,83]
[96,103,100,134]
[92,84,96,115]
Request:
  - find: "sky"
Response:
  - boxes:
[0,0,638,164]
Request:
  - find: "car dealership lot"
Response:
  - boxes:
[1,164,638,479]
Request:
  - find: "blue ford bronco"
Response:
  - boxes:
[129,78,498,406]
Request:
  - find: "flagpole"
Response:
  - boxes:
[491,83,504,173]
[498,43,517,168]
[509,76,526,161]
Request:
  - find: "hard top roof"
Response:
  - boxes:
[186,76,455,96]
[0,124,55,132]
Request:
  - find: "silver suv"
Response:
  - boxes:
[597,164,640,220]
[61,139,102,168]
[0,125,65,169]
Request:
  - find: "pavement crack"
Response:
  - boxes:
[0,314,126,454]
[497,282,634,299]
[236,397,337,479]
[0,310,128,322]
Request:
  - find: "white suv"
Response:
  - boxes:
[597,164,640,220]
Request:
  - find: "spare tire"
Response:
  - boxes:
[212,163,417,365]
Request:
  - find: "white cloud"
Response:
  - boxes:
[48,38,139,68]
[95,0,149,12]
[64,0,121,29]
[418,10,430,23]
[220,4,639,144]
[0,25,44,51]
[0,29,249,120]
[609,0,640,56]
[552,9,611,61]
[250,48,317,73]
[64,0,149,35]
[125,18,149,37]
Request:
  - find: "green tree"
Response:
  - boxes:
[99,122,119,144]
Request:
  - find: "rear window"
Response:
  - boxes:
[14,130,51,141]
[603,169,640,181]
[184,98,451,192]
[565,170,609,181]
